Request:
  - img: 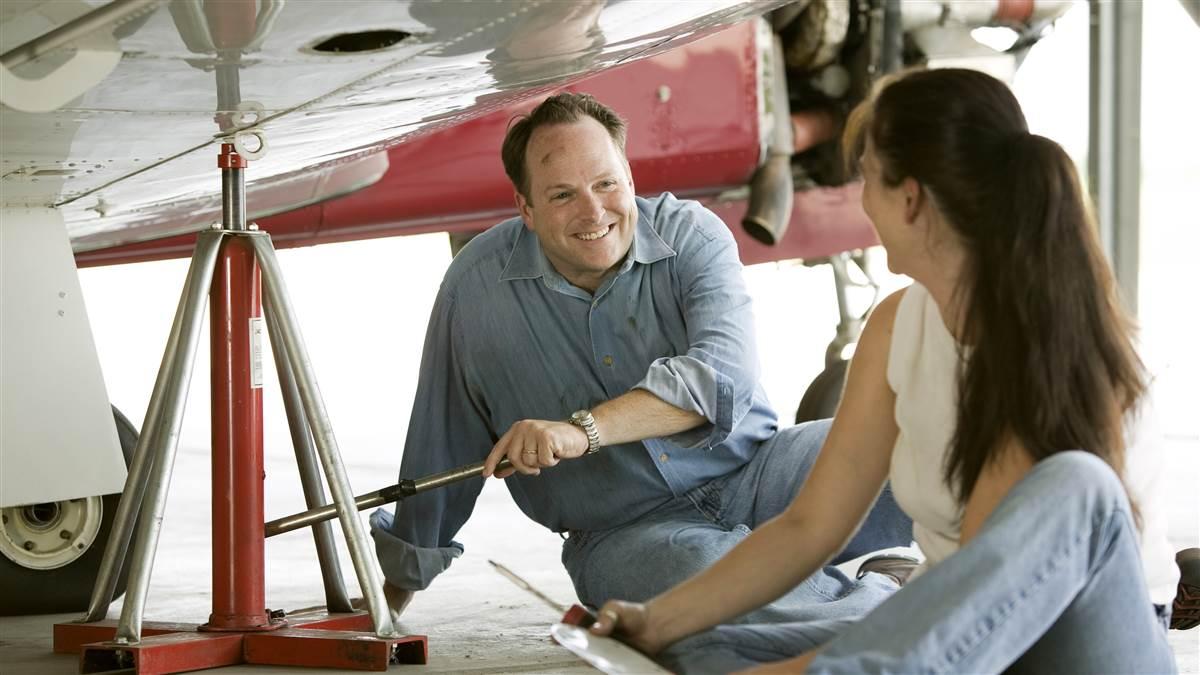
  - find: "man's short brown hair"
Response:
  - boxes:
[501,92,628,200]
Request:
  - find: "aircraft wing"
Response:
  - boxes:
[0,0,789,252]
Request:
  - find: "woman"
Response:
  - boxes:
[590,68,1179,673]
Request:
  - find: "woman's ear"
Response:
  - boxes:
[902,177,924,224]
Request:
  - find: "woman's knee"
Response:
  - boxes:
[1030,450,1128,510]
[575,521,739,605]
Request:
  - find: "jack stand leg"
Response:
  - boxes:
[82,232,225,622]
[267,308,353,613]
[116,230,226,642]
[253,236,396,637]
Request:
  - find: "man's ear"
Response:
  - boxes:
[515,189,534,230]
[902,177,923,224]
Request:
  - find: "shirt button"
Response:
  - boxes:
[659,453,669,462]
[602,355,613,367]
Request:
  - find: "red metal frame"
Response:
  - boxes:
[53,147,428,673]
[57,611,425,673]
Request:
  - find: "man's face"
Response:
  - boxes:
[515,118,637,292]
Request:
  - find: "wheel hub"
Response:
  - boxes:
[0,496,103,570]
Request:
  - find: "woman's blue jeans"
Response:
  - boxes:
[660,451,1177,674]
[561,419,915,625]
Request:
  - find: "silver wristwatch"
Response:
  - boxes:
[569,409,601,455]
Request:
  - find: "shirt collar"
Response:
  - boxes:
[499,199,676,283]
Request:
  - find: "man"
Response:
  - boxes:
[369,93,911,620]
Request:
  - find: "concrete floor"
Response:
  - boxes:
[1,435,1196,674]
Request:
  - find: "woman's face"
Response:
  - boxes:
[860,141,914,274]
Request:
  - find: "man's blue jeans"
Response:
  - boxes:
[660,451,1177,674]
[560,419,915,625]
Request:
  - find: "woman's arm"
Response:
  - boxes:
[593,288,909,652]
[959,436,1035,546]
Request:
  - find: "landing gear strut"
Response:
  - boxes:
[796,250,880,423]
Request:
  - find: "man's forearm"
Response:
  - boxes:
[590,388,706,447]
[484,389,707,478]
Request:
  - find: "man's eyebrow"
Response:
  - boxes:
[540,171,619,194]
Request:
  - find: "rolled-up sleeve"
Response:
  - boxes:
[635,202,760,449]
[370,287,493,590]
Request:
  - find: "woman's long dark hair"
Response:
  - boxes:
[846,69,1146,510]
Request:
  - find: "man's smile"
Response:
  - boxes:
[574,225,611,241]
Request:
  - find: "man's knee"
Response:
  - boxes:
[760,418,832,472]
[788,417,833,449]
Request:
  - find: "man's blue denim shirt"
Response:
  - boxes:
[370,193,779,590]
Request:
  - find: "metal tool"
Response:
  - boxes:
[486,559,667,674]
[488,559,596,628]
[489,559,567,613]
[264,458,513,538]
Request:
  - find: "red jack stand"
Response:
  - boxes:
[52,143,426,673]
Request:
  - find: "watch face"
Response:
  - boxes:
[571,410,587,423]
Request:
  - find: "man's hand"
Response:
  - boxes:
[482,419,589,478]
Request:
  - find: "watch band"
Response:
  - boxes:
[570,409,601,455]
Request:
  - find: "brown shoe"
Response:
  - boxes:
[856,554,920,587]
[1173,548,1200,630]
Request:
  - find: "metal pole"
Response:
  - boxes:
[85,229,225,614]
[264,458,512,538]
[251,234,397,637]
[1088,0,1142,315]
[264,304,353,613]
[0,0,161,70]
[219,144,247,231]
[202,232,271,631]
[265,482,414,539]
[84,230,223,621]
[114,230,224,643]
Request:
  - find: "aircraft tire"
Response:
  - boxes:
[794,358,849,424]
[0,406,137,616]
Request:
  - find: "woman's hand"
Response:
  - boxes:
[589,600,666,655]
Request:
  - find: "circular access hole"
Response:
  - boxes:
[22,503,61,529]
[312,30,411,54]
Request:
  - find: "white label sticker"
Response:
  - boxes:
[249,317,264,389]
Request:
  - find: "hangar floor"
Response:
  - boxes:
[1,435,1196,674]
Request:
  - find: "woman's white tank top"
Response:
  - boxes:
[885,283,1178,605]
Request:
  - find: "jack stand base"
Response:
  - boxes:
[55,609,427,674]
